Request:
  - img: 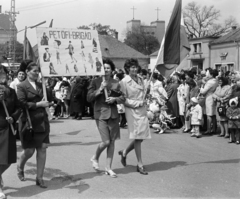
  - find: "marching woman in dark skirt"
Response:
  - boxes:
[0,65,22,199]
[17,62,53,188]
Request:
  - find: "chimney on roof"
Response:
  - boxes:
[232,26,237,30]
[114,31,118,40]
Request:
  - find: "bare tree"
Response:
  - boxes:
[183,1,239,38]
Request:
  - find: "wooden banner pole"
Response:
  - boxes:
[2,100,16,135]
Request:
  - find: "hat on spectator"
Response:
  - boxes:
[191,97,198,104]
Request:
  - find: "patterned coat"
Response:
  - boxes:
[212,85,232,121]
[226,106,240,128]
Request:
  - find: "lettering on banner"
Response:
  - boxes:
[49,30,92,40]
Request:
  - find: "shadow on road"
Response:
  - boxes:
[6,162,103,197]
[192,158,240,165]
[66,130,83,135]
[49,141,100,147]
[114,161,187,174]
[49,120,64,123]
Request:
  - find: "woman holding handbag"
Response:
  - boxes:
[17,62,53,188]
[87,58,125,178]
[0,65,22,199]
[213,77,232,138]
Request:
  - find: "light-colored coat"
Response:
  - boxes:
[190,104,202,125]
[177,84,187,115]
[120,75,151,140]
[200,78,218,116]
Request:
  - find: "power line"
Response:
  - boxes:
[18,0,78,12]
[18,0,60,10]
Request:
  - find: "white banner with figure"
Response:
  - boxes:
[36,27,104,77]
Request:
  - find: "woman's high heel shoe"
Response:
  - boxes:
[137,165,148,175]
[36,178,47,188]
[118,150,127,167]
[105,168,117,178]
[17,165,26,181]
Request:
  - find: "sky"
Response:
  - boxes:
[1,0,240,45]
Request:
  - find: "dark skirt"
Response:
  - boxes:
[0,119,16,165]
[19,120,50,149]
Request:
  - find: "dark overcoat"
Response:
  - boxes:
[166,82,180,117]
[17,79,52,148]
[0,87,22,164]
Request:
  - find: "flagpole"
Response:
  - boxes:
[143,36,165,100]
[23,26,27,60]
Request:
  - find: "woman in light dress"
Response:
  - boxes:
[118,58,151,175]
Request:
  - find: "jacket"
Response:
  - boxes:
[17,79,52,132]
[190,104,202,125]
[87,77,125,120]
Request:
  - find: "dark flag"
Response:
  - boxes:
[49,19,53,28]
[155,0,190,77]
[23,30,36,62]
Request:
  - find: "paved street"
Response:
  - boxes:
[3,118,240,198]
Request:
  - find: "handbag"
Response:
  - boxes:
[108,89,122,98]
[21,108,34,141]
[217,102,226,117]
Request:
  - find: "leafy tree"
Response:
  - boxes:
[183,1,239,38]
[77,23,118,38]
[0,41,23,63]
[124,28,160,55]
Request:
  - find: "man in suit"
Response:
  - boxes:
[43,48,51,62]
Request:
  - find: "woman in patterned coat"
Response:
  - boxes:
[213,77,232,138]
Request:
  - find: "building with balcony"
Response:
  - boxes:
[209,27,240,72]
[187,36,218,70]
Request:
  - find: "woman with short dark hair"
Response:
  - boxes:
[17,62,53,188]
[87,58,125,178]
[118,58,151,175]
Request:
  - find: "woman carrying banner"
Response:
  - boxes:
[118,58,151,175]
[0,65,22,199]
[17,62,53,188]
[87,58,125,178]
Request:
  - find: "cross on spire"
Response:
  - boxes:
[131,6,136,19]
[155,7,160,21]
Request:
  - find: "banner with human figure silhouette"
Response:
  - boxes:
[36,27,104,76]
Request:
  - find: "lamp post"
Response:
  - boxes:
[17,20,46,33]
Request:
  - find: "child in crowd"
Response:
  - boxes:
[189,97,202,138]
[226,97,240,144]
[55,81,71,118]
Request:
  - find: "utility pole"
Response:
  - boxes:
[5,0,19,64]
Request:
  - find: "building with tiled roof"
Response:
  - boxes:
[99,35,149,69]
[209,27,240,71]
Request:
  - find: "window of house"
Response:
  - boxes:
[193,43,202,53]
[215,63,234,72]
